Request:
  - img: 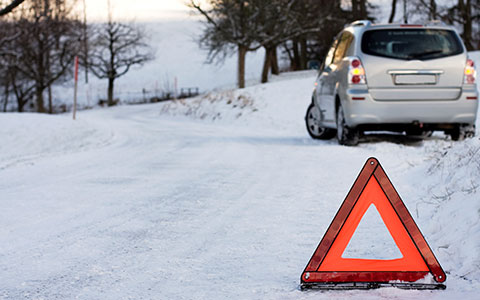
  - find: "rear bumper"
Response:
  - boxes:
[342,86,478,128]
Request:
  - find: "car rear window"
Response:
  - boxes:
[361,29,464,60]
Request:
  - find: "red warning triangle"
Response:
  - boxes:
[301,157,446,289]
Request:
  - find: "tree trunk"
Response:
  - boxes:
[46,41,52,113]
[430,0,437,20]
[3,80,9,112]
[359,0,367,19]
[47,84,53,114]
[283,43,295,71]
[300,38,308,70]
[261,47,272,83]
[36,86,45,113]
[352,0,367,19]
[82,0,89,84]
[47,54,53,114]
[107,77,115,106]
[237,44,247,89]
[388,0,397,23]
[292,39,301,71]
[460,0,474,50]
[271,46,279,75]
[17,97,24,112]
[352,0,359,19]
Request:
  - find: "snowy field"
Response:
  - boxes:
[1,67,479,299]
[61,18,266,108]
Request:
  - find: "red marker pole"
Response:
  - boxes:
[73,55,79,120]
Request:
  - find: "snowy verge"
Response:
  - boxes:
[161,89,258,122]
[160,70,317,133]
[0,113,113,171]
[415,137,480,289]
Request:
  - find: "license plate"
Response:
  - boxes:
[395,75,437,85]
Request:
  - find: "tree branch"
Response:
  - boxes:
[0,0,26,16]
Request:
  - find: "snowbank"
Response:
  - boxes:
[161,70,317,133]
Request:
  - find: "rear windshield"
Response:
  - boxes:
[361,29,464,60]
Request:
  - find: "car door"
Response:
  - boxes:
[322,32,354,122]
[317,32,354,124]
[315,38,338,125]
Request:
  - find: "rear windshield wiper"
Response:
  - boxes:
[407,50,444,59]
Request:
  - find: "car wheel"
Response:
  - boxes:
[450,125,475,141]
[450,127,463,141]
[336,105,359,146]
[305,103,336,140]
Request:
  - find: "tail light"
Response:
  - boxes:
[464,59,476,84]
[349,57,366,85]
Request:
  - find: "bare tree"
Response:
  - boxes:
[416,0,480,50]
[9,65,35,112]
[14,0,80,113]
[191,0,347,85]
[0,0,80,113]
[189,0,266,89]
[255,0,297,82]
[88,19,154,106]
[455,0,475,50]
[0,20,35,112]
[281,0,348,72]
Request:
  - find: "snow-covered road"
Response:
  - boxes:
[1,72,479,299]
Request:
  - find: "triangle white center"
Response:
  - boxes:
[342,204,403,260]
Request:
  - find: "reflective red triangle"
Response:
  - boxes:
[301,157,446,284]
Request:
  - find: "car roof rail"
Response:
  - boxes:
[350,20,372,27]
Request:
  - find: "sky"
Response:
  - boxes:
[84,0,193,21]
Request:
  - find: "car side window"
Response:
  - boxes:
[333,32,354,64]
[323,38,338,68]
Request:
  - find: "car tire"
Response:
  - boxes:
[305,103,336,140]
[450,127,463,141]
[336,104,359,146]
[450,125,475,141]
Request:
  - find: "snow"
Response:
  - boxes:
[2,54,480,299]
[343,204,403,260]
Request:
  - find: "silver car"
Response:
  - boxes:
[305,20,478,145]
